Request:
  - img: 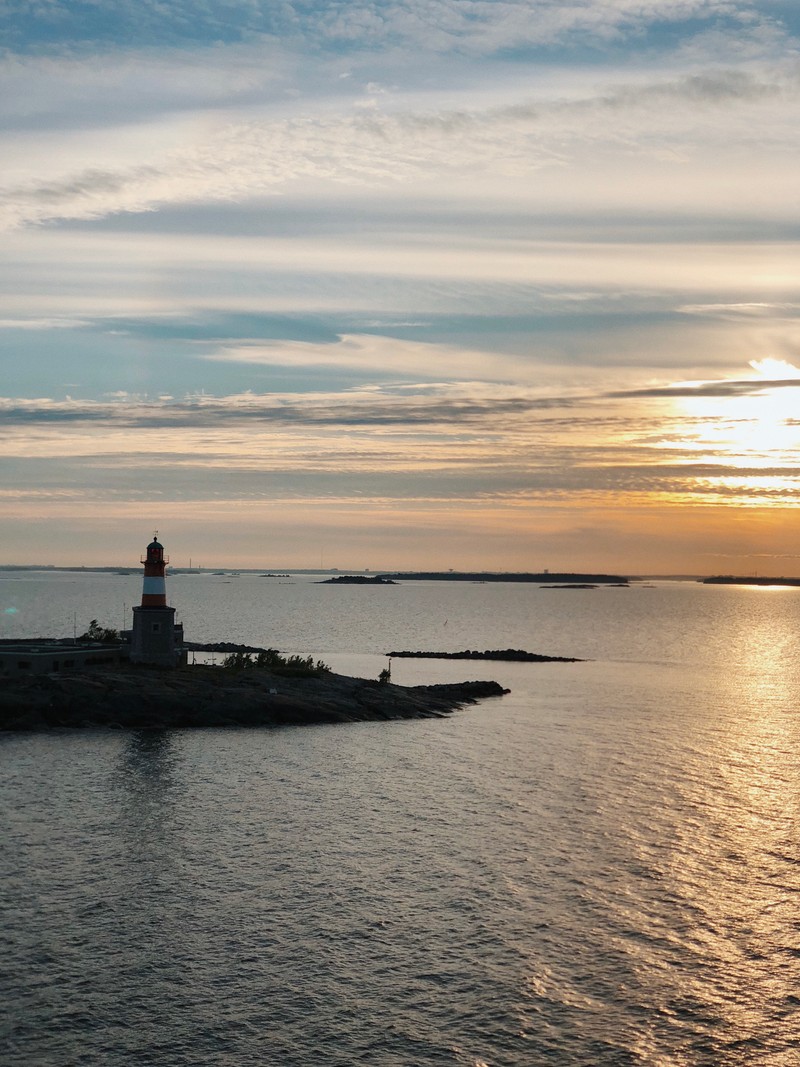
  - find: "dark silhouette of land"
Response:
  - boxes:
[702,576,800,587]
[0,665,507,731]
[320,575,397,584]
[541,583,598,589]
[387,648,582,663]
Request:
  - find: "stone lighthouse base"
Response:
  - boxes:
[130,605,178,667]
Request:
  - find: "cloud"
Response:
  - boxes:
[611,376,800,400]
[0,100,562,227]
[203,333,537,381]
[3,38,799,230]
[0,49,289,135]
[0,317,89,329]
[3,0,781,56]
[4,359,800,548]
[678,302,800,318]
[593,69,781,110]
[0,383,582,431]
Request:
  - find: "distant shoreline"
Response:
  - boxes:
[702,576,800,587]
[9,567,800,585]
[0,567,631,582]
[376,572,630,584]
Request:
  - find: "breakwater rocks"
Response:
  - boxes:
[0,666,508,732]
[387,648,582,663]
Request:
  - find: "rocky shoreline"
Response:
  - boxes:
[0,664,508,732]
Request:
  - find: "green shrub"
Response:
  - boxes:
[79,619,120,643]
[221,649,330,676]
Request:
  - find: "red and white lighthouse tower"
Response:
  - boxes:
[141,533,168,607]
[130,533,178,666]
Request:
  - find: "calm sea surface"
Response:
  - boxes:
[3,574,800,1065]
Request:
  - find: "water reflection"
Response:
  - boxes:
[119,730,178,785]
[661,601,800,1060]
[108,733,205,1012]
[115,731,180,823]
[111,730,190,905]
[504,589,800,1062]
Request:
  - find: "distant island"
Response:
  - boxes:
[320,575,397,585]
[377,571,629,584]
[702,576,800,587]
[541,583,596,590]
[388,648,582,663]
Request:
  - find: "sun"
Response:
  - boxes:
[727,361,800,456]
[667,359,800,503]
[678,359,800,458]
[748,357,800,381]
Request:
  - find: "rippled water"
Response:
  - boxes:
[3,575,800,1064]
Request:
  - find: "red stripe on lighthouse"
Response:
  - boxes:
[140,535,169,607]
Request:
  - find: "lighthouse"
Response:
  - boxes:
[130,533,179,667]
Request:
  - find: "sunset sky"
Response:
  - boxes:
[3,0,800,572]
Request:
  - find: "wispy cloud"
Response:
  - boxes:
[678,302,800,318]
[0,383,581,430]
[203,333,537,381]
[0,317,89,329]
[3,0,778,55]
[3,57,798,229]
[612,376,800,400]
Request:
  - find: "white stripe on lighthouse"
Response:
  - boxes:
[143,576,166,594]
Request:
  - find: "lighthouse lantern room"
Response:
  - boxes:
[130,532,179,667]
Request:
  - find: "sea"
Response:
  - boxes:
[2,572,800,1066]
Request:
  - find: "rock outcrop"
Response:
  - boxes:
[0,665,507,731]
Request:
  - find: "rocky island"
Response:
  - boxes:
[320,575,397,585]
[0,663,507,731]
[540,583,598,590]
[387,648,582,662]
